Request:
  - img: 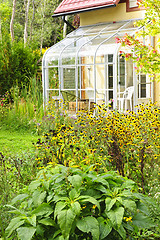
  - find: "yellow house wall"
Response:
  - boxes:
[80,3,145,26]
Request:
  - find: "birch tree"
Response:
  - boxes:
[10,0,16,41]
[24,0,30,45]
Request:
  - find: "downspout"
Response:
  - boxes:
[62,16,75,31]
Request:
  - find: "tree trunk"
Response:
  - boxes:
[10,0,17,42]
[40,0,46,53]
[29,0,35,44]
[24,0,30,46]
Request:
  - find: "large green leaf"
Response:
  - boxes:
[17,227,36,240]
[93,177,110,188]
[132,212,155,229]
[6,205,25,215]
[121,179,135,189]
[106,207,124,230]
[54,201,67,220]
[5,217,25,238]
[76,216,99,240]
[71,201,81,215]
[28,180,41,192]
[26,215,36,227]
[122,200,137,213]
[105,197,116,211]
[57,208,76,239]
[119,190,133,198]
[116,224,126,239]
[11,194,28,205]
[49,230,61,239]
[78,195,100,211]
[38,218,55,226]
[69,189,80,200]
[32,190,46,206]
[95,185,108,193]
[97,217,112,239]
[32,203,53,217]
[68,175,82,190]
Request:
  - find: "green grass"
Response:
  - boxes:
[0,129,39,155]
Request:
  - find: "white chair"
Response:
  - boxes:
[85,87,104,110]
[117,86,134,111]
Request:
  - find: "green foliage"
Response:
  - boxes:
[5,165,159,239]
[119,0,160,78]
[0,77,43,132]
[0,149,38,234]
[0,37,40,94]
[35,102,160,195]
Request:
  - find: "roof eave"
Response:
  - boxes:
[53,4,116,17]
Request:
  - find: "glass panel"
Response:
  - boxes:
[68,25,93,37]
[78,35,101,62]
[95,35,119,61]
[119,55,125,91]
[63,68,75,89]
[48,67,59,90]
[108,65,113,89]
[126,58,133,87]
[138,75,151,99]
[49,90,59,101]
[45,38,72,66]
[61,36,89,65]
[129,0,138,8]
[108,54,113,63]
[102,22,126,32]
[84,24,110,34]
[62,67,76,101]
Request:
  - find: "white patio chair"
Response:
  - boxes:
[117,86,134,111]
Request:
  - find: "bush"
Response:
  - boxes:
[0,36,40,94]
[5,165,159,240]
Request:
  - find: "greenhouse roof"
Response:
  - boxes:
[54,0,120,17]
[43,19,140,67]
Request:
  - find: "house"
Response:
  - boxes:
[42,0,160,112]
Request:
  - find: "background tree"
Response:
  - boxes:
[0,0,64,94]
[10,0,16,41]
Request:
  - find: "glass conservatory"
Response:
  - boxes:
[42,19,153,112]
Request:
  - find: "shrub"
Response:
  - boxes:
[5,165,159,240]
[0,36,40,94]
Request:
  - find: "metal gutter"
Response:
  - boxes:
[52,4,116,17]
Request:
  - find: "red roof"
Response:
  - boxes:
[54,0,120,16]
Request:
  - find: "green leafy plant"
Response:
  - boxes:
[0,36,40,95]
[35,102,160,195]
[5,165,159,240]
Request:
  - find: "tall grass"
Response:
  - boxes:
[0,77,44,132]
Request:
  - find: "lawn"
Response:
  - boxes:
[0,129,39,155]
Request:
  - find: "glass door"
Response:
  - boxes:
[117,54,134,110]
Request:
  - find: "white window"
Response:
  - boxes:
[129,0,138,8]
